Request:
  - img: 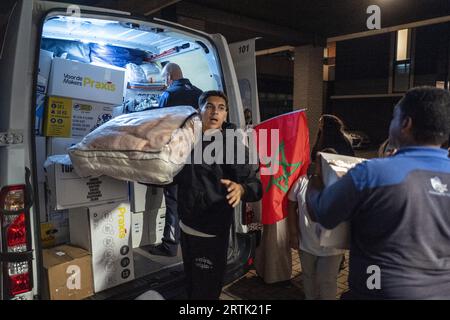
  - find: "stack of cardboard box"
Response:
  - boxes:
[43,57,125,138]
[38,55,138,298]
[69,202,135,293]
[42,245,94,300]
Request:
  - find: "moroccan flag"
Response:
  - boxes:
[254,110,310,225]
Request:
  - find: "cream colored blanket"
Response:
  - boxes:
[69,106,201,184]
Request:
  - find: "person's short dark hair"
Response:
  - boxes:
[198,90,228,110]
[398,86,450,145]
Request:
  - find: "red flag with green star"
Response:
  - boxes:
[254,110,310,225]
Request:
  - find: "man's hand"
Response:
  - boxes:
[221,179,245,208]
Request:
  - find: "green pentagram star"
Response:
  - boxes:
[263,141,302,193]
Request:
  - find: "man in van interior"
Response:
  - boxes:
[148,63,203,257]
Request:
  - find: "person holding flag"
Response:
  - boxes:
[253,110,311,284]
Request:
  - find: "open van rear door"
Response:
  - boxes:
[0,0,133,300]
[0,0,37,300]
[0,0,251,300]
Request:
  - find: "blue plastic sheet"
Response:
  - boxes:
[90,44,147,68]
[41,38,91,63]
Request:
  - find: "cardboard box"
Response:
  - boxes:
[320,152,365,187]
[131,211,150,248]
[132,209,165,248]
[48,58,125,105]
[35,91,47,135]
[129,183,166,213]
[145,186,166,211]
[37,49,53,93]
[42,245,93,300]
[45,161,129,210]
[41,208,70,249]
[148,208,165,245]
[43,96,73,137]
[47,137,82,156]
[35,50,54,135]
[43,96,117,138]
[129,182,147,213]
[319,152,366,250]
[69,202,135,293]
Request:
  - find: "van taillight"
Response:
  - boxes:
[9,273,31,296]
[0,185,32,297]
[7,213,27,248]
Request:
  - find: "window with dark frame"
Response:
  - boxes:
[393,29,412,93]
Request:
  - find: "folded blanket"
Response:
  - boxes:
[68,106,201,184]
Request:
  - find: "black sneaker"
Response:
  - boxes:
[148,244,177,257]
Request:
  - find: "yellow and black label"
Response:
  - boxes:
[43,97,73,137]
[40,222,57,248]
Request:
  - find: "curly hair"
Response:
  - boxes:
[398,87,450,145]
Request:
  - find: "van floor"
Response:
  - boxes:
[133,245,183,278]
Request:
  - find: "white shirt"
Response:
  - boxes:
[288,176,344,256]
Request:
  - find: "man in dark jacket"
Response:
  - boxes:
[175,90,262,299]
[149,63,203,257]
[158,63,203,109]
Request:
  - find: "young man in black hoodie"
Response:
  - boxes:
[175,90,262,299]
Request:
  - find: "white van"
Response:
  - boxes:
[0,0,258,300]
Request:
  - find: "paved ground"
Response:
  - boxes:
[221,250,349,300]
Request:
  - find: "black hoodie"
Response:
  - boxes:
[174,123,262,236]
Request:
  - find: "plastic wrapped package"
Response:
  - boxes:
[124,98,159,113]
[41,38,91,63]
[125,63,148,83]
[140,63,163,83]
[68,106,202,184]
[90,44,147,68]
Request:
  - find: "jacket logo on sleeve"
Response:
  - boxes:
[430,177,449,196]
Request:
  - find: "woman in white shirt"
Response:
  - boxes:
[287,160,345,300]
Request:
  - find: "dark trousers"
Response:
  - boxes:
[161,185,180,254]
[180,229,230,300]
